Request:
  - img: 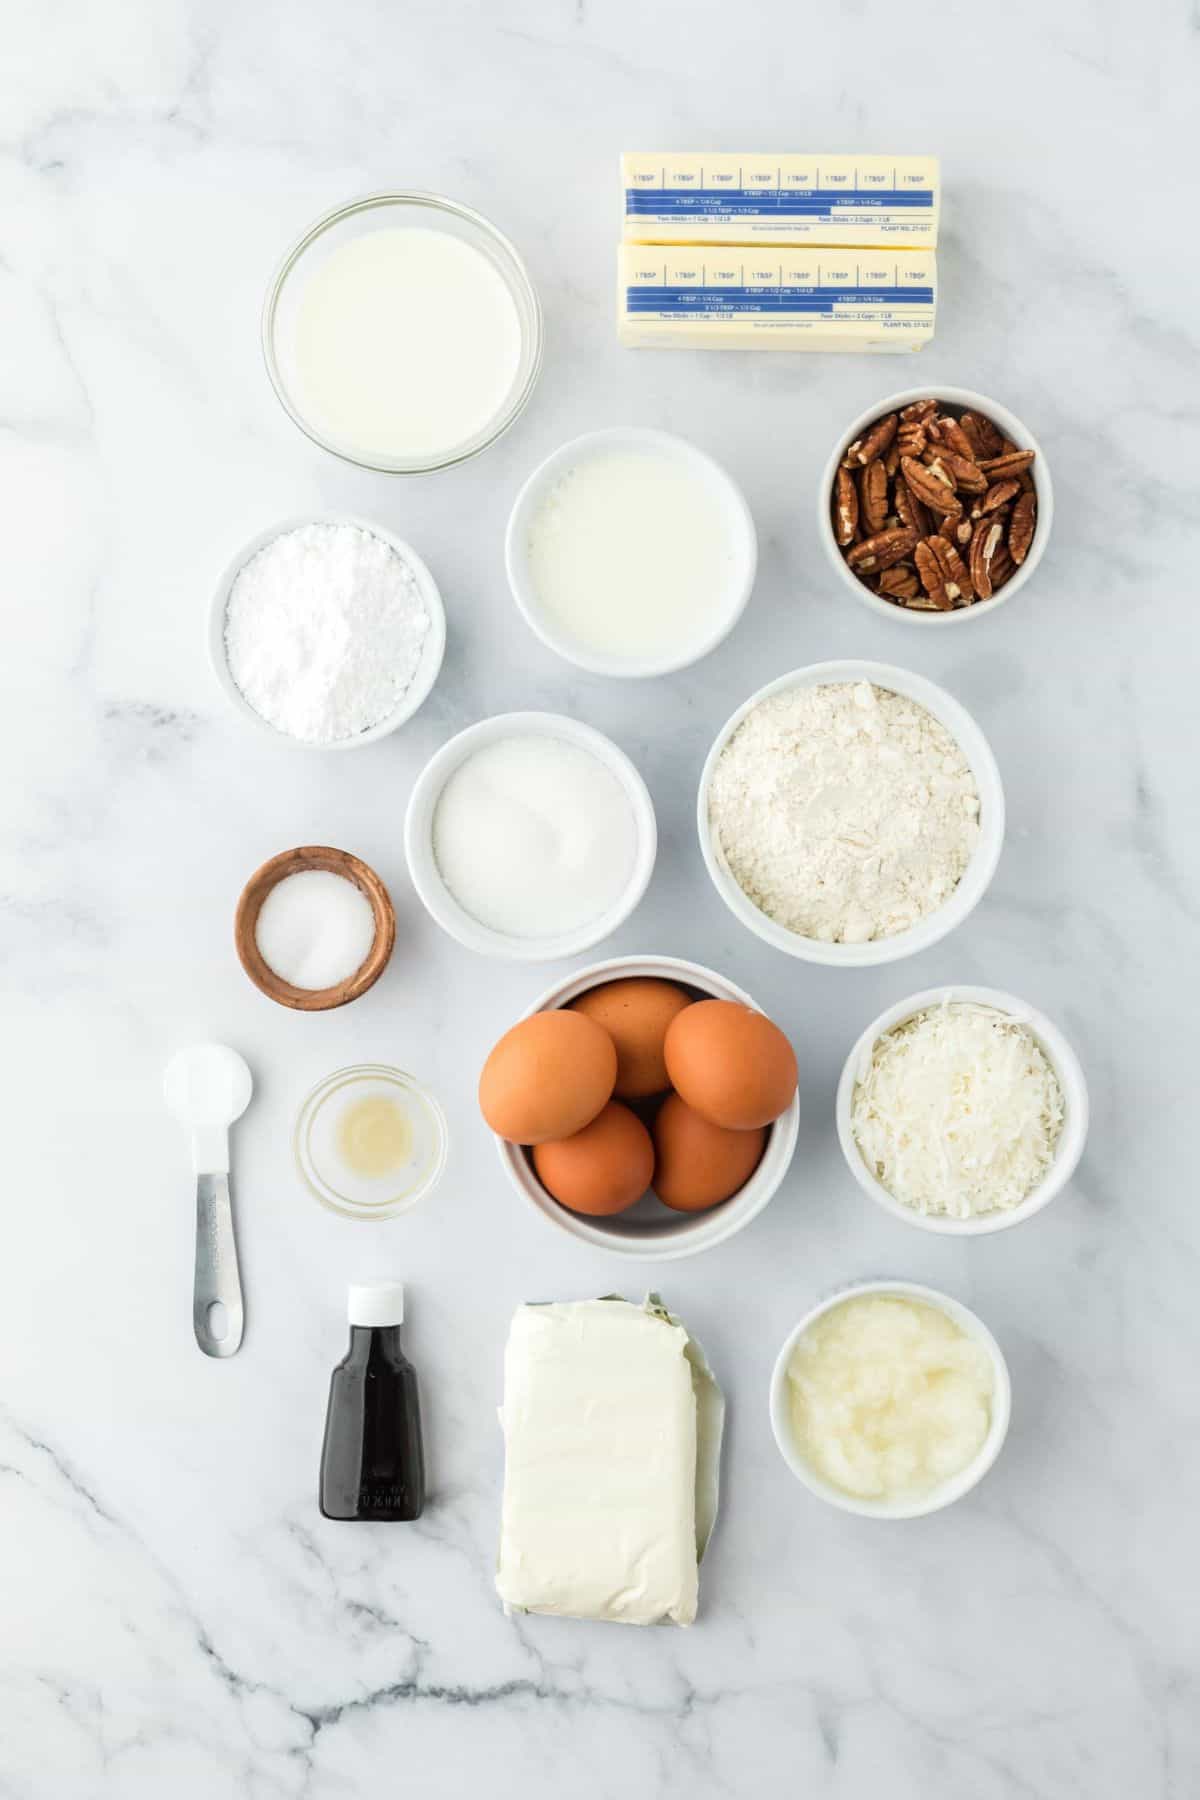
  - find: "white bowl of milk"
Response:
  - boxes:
[506,428,758,678]
[263,192,543,474]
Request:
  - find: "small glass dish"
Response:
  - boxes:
[294,1064,448,1220]
[262,191,543,474]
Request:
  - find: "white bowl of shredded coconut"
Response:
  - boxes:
[211,516,446,748]
[698,660,1004,966]
[836,986,1089,1235]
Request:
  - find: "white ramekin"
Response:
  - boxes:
[505,427,757,677]
[262,191,543,476]
[494,954,800,1260]
[817,385,1053,626]
[769,1280,1012,1519]
[836,985,1089,1236]
[209,515,446,749]
[698,660,1005,968]
[404,713,657,962]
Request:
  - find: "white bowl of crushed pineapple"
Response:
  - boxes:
[770,1281,1012,1520]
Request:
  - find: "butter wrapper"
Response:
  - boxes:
[619,245,936,352]
[623,153,940,248]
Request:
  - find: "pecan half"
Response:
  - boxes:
[980,478,1020,515]
[860,459,888,535]
[899,397,940,423]
[877,563,920,601]
[894,477,931,538]
[845,527,917,574]
[846,413,897,466]
[936,535,974,601]
[938,450,988,495]
[969,518,1005,599]
[990,542,1016,588]
[1009,490,1037,565]
[979,449,1035,478]
[939,511,974,547]
[897,421,926,458]
[958,411,1005,459]
[915,534,974,607]
[932,416,980,464]
[833,467,859,546]
[883,443,901,478]
[913,539,956,609]
[900,455,962,517]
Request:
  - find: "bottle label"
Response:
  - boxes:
[358,1483,410,1508]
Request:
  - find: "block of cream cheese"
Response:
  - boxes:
[618,247,936,352]
[623,154,940,247]
[496,1296,723,1627]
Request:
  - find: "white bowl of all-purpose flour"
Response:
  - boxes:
[698,661,1004,967]
[210,515,446,749]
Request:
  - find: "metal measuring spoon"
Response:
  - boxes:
[163,1044,253,1358]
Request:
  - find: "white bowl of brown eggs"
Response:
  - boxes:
[480,955,801,1260]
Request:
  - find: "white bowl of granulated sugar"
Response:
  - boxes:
[698,660,1005,968]
[210,515,446,749]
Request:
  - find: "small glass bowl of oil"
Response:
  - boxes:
[294,1064,448,1220]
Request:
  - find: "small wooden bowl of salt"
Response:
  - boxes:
[235,846,396,1011]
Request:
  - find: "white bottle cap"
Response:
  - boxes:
[347,1282,405,1327]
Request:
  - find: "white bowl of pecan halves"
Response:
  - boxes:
[819,386,1052,623]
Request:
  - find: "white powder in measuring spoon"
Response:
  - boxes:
[224,523,430,744]
[432,736,639,939]
[255,870,378,989]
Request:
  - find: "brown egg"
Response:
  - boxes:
[570,978,693,1098]
[479,1010,617,1145]
[533,1101,654,1216]
[652,1092,767,1212]
[664,999,797,1130]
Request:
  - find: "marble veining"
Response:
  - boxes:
[2,1,1198,1795]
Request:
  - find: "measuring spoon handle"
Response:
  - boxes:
[194,1173,245,1357]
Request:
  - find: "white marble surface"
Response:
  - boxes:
[2,2,1197,1794]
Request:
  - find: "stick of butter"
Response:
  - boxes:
[496,1296,724,1627]
[618,246,937,352]
[623,153,940,247]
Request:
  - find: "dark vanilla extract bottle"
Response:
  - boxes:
[320,1283,425,1521]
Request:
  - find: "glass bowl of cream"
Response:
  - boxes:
[768,1281,1011,1519]
[294,1065,449,1220]
[263,192,543,474]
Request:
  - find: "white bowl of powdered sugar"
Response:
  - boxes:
[698,660,1004,967]
[211,515,446,748]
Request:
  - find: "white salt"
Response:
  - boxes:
[255,871,377,990]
